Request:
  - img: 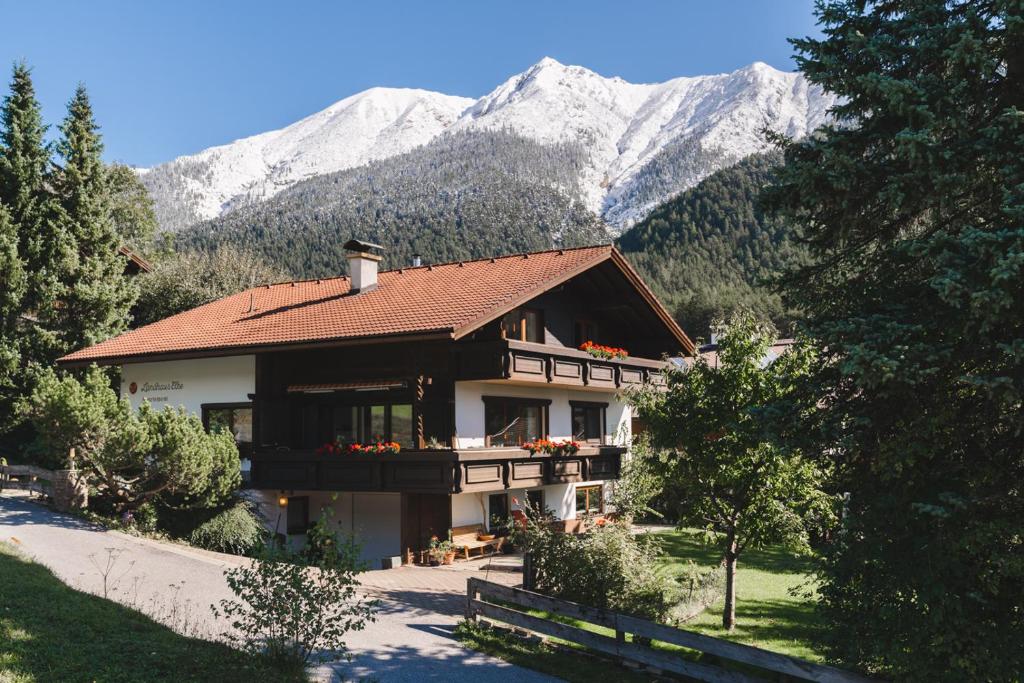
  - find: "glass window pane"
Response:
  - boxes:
[575,487,588,514]
[334,405,358,444]
[391,404,413,447]
[524,309,543,343]
[207,408,232,435]
[501,311,522,340]
[369,405,386,442]
[232,408,252,444]
[486,400,544,447]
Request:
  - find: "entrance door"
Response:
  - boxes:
[401,493,451,564]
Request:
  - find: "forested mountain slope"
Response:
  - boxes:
[616,153,806,338]
[175,129,608,277]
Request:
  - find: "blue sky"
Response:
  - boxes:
[1,1,821,167]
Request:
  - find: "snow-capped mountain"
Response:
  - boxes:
[141,58,834,232]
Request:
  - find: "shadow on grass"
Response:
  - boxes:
[0,542,301,683]
[652,527,817,575]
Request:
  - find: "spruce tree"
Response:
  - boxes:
[0,202,24,431]
[765,1,1024,679]
[54,85,135,349]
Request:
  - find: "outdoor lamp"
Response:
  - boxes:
[278,492,288,507]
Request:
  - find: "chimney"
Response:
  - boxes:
[412,253,422,267]
[343,239,383,294]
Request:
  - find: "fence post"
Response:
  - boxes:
[522,552,534,591]
[466,577,478,622]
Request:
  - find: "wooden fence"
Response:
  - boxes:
[0,463,54,496]
[465,577,876,683]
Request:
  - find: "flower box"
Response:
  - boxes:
[579,341,629,360]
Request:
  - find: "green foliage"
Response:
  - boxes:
[627,311,835,630]
[171,130,609,278]
[515,511,677,622]
[25,367,240,511]
[0,64,146,436]
[189,502,264,556]
[214,523,378,667]
[617,153,807,338]
[762,2,1024,679]
[106,163,157,251]
[52,85,137,350]
[132,244,290,327]
[608,434,663,523]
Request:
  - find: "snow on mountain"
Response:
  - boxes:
[142,58,834,232]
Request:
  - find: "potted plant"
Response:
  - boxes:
[428,531,456,565]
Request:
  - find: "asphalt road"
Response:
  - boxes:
[0,493,555,682]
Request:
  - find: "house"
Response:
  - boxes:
[58,241,694,567]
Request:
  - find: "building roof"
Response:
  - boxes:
[59,244,694,366]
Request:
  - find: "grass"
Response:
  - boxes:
[454,621,653,683]
[0,542,303,683]
[459,527,827,680]
[653,528,825,662]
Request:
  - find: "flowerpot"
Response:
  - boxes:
[443,551,456,565]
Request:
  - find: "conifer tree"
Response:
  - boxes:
[53,85,135,349]
[0,202,24,431]
[765,1,1024,678]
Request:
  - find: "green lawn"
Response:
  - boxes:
[0,542,302,683]
[653,528,825,662]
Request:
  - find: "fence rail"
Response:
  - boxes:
[465,577,876,683]
[0,463,55,496]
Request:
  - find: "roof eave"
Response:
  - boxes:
[56,329,455,368]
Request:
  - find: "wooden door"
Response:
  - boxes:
[400,493,451,564]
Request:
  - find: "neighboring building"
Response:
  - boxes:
[59,241,693,567]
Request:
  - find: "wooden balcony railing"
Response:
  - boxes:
[457,339,668,389]
[247,445,624,494]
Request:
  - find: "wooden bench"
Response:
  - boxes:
[452,524,503,560]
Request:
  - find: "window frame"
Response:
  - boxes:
[500,307,545,343]
[569,400,608,445]
[288,391,415,449]
[573,317,600,347]
[575,484,604,515]
[481,395,551,447]
[201,402,254,457]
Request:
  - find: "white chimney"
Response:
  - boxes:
[343,239,383,294]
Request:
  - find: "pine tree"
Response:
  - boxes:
[765,1,1024,679]
[0,202,24,431]
[53,85,135,350]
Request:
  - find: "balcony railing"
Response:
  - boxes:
[457,339,668,389]
[248,444,624,494]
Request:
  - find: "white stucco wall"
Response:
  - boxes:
[453,381,631,449]
[120,355,255,417]
[247,489,401,570]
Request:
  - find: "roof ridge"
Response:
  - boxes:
[256,243,614,289]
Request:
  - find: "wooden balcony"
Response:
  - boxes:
[248,445,624,494]
[457,339,667,389]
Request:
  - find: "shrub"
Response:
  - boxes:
[516,509,678,622]
[190,503,264,555]
[25,367,240,513]
[213,515,378,668]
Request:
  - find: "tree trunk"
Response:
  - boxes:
[723,539,738,631]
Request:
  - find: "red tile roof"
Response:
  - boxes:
[59,245,692,365]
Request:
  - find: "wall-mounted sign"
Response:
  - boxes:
[129,382,137,395]
[141,381,184,393]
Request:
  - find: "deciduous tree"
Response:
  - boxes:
[628,312,833,630]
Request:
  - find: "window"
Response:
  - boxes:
[571,401,607,444]
[488,493,509,532]
[483,396,550,447]
[293,397,415,449]
[575,485,603,515]
[573,318,599,347]
[202,403,253,456]
[526,489,544,514]
[501,308,544,343]
[286,496,310,534]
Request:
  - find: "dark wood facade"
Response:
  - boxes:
[248,262,681,494]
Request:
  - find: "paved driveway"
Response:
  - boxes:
[0,493,554,682]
